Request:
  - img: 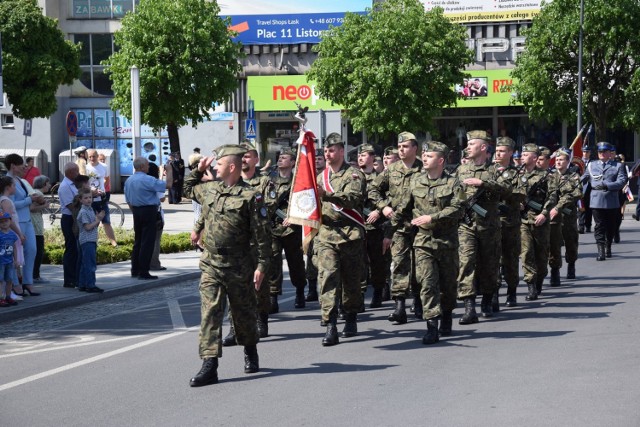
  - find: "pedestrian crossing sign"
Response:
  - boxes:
[245,119,257,138]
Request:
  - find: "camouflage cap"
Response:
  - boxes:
[358,144,375,154]
[315,148,324,157]
[422,141,449,157]
[554,147,571,159]
[374,155,382,163]
[398,131,416,143]
[512,150,521,159]
[466,130,492,142]
[597,141,613,152]
[496,136,515,149]
[280,147,296,157]
[239,142,258,154]
[538,146,551,157]
[384,147,399,156]
[521,143,540,155]
[325,132,344,147]
[214,144,248,159]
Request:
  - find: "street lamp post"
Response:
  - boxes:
[577,0,585,134]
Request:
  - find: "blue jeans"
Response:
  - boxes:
[79,242,97,289]
[61,214,79,286]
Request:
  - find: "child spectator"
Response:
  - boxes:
[76,188,105,293]
[0,211,20,306]
[0,176,26,300]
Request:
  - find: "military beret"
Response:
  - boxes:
[466,130,491,142]
[554,147,571,159]
[422,141,449,157]
[538,146,551,157]
[597,141,613,151]
[325,132,344,147]
[239,142,258,154]
[384,147,399,156]
[358,144,375,154]
[496,137,515,149]
[280,147,296,157]
[398,131,416,143]
[522,143,540,154]
[214,144,247,159]
[512,150,521,159]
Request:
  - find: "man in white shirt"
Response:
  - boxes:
[86,149,117,246]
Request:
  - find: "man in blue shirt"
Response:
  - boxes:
[124,157,172,279]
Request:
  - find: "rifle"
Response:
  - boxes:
[271,190,290,226]
[522,169,551,217]
[497,164,525,217]
[462,187,488,226]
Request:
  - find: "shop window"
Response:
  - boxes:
[72,33,115,97]
[1,114,15,129]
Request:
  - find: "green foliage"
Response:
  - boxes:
[308,0,473,135]
[0,0,81,119]
[43,228,192,265]
[512,0,640,140]
[103,0,242,152]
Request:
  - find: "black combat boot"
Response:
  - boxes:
[536,277,544,295]
[525,282,538,301]
[491,291,500,313]
[550,267,561,287]
[439,311,453,336]
[578,225,585,234]
[338,303,345,320]
[257,313,268,338]
[567,263,576,279]
[269,295,279,314]
[305,281,318,302]
[422,319,439,345]
[586,226,591,233]
[387,297,407,324]
[505,291,517,307]
[294,288,306,309]
[322,317,339,346]
[341,313,358,338]
[244,345,259,373]
[606,242,612,258]
[413,296,423,319]
[222,323,237,347]
[381,282,391,301]
[480,294,493,318]
[458,297,479,325]
[370,288,383,308]
[189,357,218,387]
[358,292,366,313]
[596,244,606,261]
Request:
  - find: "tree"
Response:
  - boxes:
[307,0,473,136]
[0,0,80,119]
[511,0,640,141]
[104,0,242,153]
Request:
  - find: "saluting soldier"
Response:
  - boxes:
[185,145,272,387]
[385,142,464,342]
[519,144,558,300]
[548,148,583,282]
[456,130,510,323]
[316,133,366,346]
[494,137,526,307]
[370,132,423,324]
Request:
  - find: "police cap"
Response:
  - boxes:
[597,141,613,152]
[496,136,515,149]
[466,130,492,142]
[512,150,521,159]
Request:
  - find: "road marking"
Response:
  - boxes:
[0,334,144,359]
[167,299,187,329]
[0,329,193,392]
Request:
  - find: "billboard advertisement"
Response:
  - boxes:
[421,0,543,23]
[248,75,342,111]
[221,1,371,45]
[454,69,520,108]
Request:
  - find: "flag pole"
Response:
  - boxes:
[577,0,585,133]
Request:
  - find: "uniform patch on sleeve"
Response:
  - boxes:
[260,207,268,218]
[255,193,263,204]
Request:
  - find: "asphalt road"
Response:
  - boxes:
[3,217,640,426]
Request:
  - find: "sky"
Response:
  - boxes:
[218,0,372,15]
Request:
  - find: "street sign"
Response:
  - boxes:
[245,119,257,138]
[66,111,78,136]
[23,119,32,137]
[248,99,255,120]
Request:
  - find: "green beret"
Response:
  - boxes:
[422,141,449,157]
[398,131,416,143]
[466,130,491,142]
[538,146,551,157]
[358,144,375,154]
[214,144,247,159]
[325,132,343,147]
[496,137,515,149]
[384,147,399,155]
[522,143,540,155]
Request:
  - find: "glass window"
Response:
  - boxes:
[75,34,91,65]
[93,109,116,137]
[93,68,114,96]
[95,139,115,150]
[92,34,113,64]
[71,34,115,96]
[92,0,114,18]
[75,109,94,137]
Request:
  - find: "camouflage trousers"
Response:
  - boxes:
[549,216,579,268]
[414,246,458,320]
[457,224,502,299]
[316,238,364,321]
[390,231,417,299]
[227,243,269,332]
[360,228,387,293]
[500,223,521,292]
[305,238,318,284]
[197,256,259,359]
[520,222,550,284]
[268,230,307,295]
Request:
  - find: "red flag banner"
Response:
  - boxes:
[288,130,321,254]
[569,124,588,160]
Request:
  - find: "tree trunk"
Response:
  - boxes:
[167,122,181,154]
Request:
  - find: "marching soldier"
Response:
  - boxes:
[384,142,464,342]
[185,145,272,387]
[535,146,560,292]
[381,146,399,300]
[304,148,325,302]
[370,132,424,324]
[548,148,582,283]
[519,144,558,300]
[316,133,366,346]
[456,130,510,322]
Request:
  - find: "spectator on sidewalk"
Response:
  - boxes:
[30,175,51,283]
[97,153,111,200]
[0,176,26,301]
[23,157,41,186]
[74,146,88,175]
[147,162,166,272]
[0,211,20,307]
[86,149,118,247]
[124,157,172,280]
[59,162,80,288]
[76,188,105,293]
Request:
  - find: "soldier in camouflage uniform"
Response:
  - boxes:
[304,148,325,302]
[519,144,558,300]
[370,132,423,324]
[185,145,272,387]
[385,141,464,343]
[358,144,387,308]
[456,130,510,323]
[266,147,308,310]
[548,148,583,283]
[316,133,366,346]
[380,147,399,301]
[494,137,526,307]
